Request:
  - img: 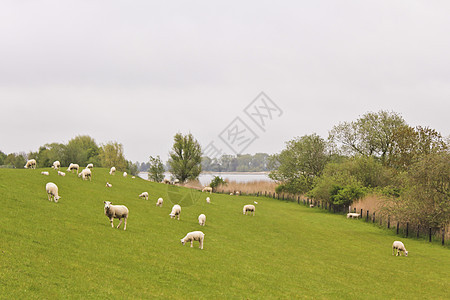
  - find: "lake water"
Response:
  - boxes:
[138,172,272,185]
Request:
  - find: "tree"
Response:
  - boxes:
[209,176,226,191]
[148,156,165,182]
[4,153,27,168]
[329,110,406,164]
[168,133,202,183]
[99,142,127,171]
[65,135,100,167]
[0,151,6,165]
[269,134,329,194]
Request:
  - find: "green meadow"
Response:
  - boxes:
[0,168,448,299]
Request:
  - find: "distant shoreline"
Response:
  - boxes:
[139,171,270,175]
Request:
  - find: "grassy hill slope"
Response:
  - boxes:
[0,168,448,299]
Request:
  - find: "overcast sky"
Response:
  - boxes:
[1,1,449,163]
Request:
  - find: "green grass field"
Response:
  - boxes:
[0,168,448,299]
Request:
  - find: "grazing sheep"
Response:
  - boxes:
[86,163,94,169]
[156,197,163,207]
[180,231,205,250]
[106,182,112,188]
[104,201,129,230]
[57,171,66,176]
[254,201,258,204]
[52,160,60,169]
[198,214,206,226]
[67,163,80,174]
[310,204,315,208]
[78,168,92,181]
[173,179,180,184]
[132,176,136,179]
[206,197,210,204]
[347,213,361,219]
[24,159,36,169]
[169,204,181,220]
[123,172,127,177]
[109,167,116,175]
[139,192,149,200]
[45,182,61,202]
[230,193,233,196]
[392,241,408,256]
[163,178,171,184]
[243,204,256,216]
[41,171,49,176]
[202,186,212,194]
[235,191,240,196]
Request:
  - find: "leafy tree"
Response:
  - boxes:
[127,161,139,176]
[168,133,202,183]
[0,151,6,165]
[65,135,100,167]
[329,110,406,164]
[99,142,127,171]
[4,153,27,168]
[269,134,329,194]
[148,156,165,182]
[210,176,226,191]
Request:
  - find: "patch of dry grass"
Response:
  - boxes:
[216,180,278,195]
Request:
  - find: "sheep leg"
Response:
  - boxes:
[47,194,51,201]
[117,218,123,229]
[199,239,203,249]
[123,217,127,230]
[190,241,193,248]
[392,247,395,256]
[110,218,114,228]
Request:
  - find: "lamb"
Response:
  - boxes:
[109,167,116,175]
[347,213,361,219]
[57,171,66,176]
[156,197,163,207]
[67,163,80,174]
[45,182,61,202]
[392,241,408,256]
[78,168,92,181]
[206,197,211,204]
[52,160,60,169]
[202,186,212,194]
[106,182,112,188]
[243,204,256,216]
[24,159,36,169]
[123,172,127,177]
[104,201,129,230]
[41,171,49,176]
[169,204,181,220]
[180,231,205,250]
[139,192,149,200]
[86,163,94,169]
[198,214,206,226]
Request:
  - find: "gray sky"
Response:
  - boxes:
[1,1,449,163]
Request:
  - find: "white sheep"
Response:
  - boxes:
[106,182,112,188]
[310,204,315,208]
[123,172,127,177]
[347,213,361,219]
[41,171,49,176]
[104,201,129,230]
[163,178,171,184]
[52,160,60,169]
[180,231,205,250]
[132,176,136,179]
[45,182,61,202]
[169,204,181,220]
[57,171,66,176]
[86,163,94,169]
[139,192,149,200]
[156,197,163,207]
[173,179,180,184]
[109,167,116,175]
[198,214,206,226]
[78,168,92,181]
[230,193,233,196]
[24,159,36,169]
[67,163,80,174]
[206,197,211,204]
[202,186,212,194]
[243,204,256,216]
[254,201,258,204]
[392,241,408,256]
[235,191,240,196]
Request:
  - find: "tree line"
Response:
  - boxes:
[269,110,449,230]
[0,135,139,175]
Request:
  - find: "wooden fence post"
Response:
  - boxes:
[366,210,369,222]
[416,225,420,239]
[372,212,375,223]
[360,209,363,217]
[387,216,390,229]
[396,222,399,235]
[442,227,445,246]
[429,227,432,242]
[354,207,356,213]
